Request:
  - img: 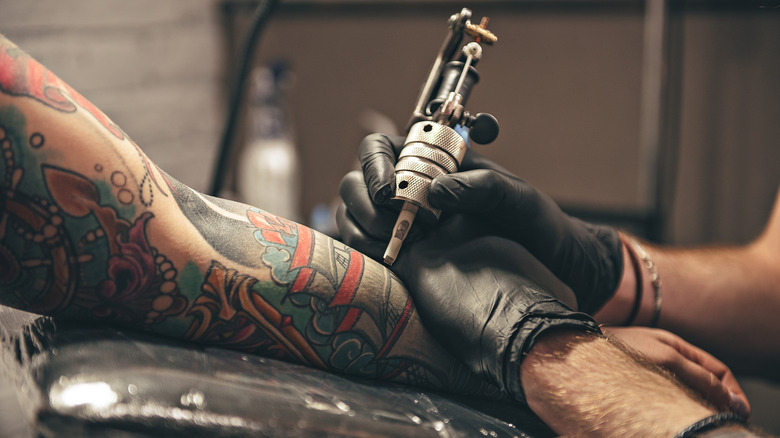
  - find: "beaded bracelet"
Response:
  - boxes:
[674,412,748,438]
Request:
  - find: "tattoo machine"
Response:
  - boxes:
[383,8,499,266]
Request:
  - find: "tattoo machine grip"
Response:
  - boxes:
[383,9,499,266]
[383,123,468,265]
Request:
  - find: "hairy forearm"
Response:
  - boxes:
[0,34,495,397]
[522,330,721,437]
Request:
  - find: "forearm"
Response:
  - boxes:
[0,35,494,396]
[596,236,780,378]
[522,330,728,437]
[651,244,780,376]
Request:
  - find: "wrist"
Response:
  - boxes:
[627,237,663,327]
[594,235,663,327]
[593,241,636,325]
[521,330,715,437]
[502,311,601,405]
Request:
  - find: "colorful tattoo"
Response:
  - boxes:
[164,173,262,268]
[0,110,186,326]
[0,37,124,139]
[0,34,497,396]
[167,171,460,386]
[0,108,488,393]
[186,259,329,367]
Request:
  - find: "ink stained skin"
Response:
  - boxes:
[0,119,186,325]
[1,113,439,383]
[0,35,497,396]
[167,175,439,381]
[0,41,124,140]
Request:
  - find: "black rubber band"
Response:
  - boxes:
[674,412,747,438]
[620,236,643,326]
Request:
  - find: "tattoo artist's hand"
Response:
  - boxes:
[603,326,751,419]
[358,133,624,314]
[337,170,601,403]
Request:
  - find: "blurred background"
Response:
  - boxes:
[0,0,778,435]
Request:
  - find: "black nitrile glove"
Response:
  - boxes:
[359,133,511,205]
[358,133,623,314]
[337,170,601,403]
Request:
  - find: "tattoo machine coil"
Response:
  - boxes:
[384,8,499,265]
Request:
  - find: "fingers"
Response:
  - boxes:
[357,131,511,206]
[338,170,418,262]
[428,169,520,213]
[664,345,734,413]
[358,133,404,204]
[427,169,561,273]
[664,333,751,418]
[607,327,751,419]
[338,170,397,240]
[428,170,551,244]
[357,130,521,214]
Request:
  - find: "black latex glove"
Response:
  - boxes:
[337,170,601,403]
[358,133,623,314]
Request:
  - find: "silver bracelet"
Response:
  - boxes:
[627,238,663,327]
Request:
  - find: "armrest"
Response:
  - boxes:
[1,308,551,437]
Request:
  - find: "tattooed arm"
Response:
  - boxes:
[0,35,767,437]
[0,34,494,397]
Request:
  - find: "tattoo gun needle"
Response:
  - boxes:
[383,202,419,266]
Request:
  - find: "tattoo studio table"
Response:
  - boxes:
[0,307,551,438]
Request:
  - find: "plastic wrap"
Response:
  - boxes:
[0,307,551,437]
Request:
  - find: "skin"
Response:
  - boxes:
[594,245,751,417]
[352,133,754,415]
[603,326,750,418]
[596,192,780,381]
[0,34,759,436]
[521,330,762,437]
[0,34,495,398]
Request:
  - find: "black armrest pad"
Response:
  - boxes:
[1,311,551,437]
